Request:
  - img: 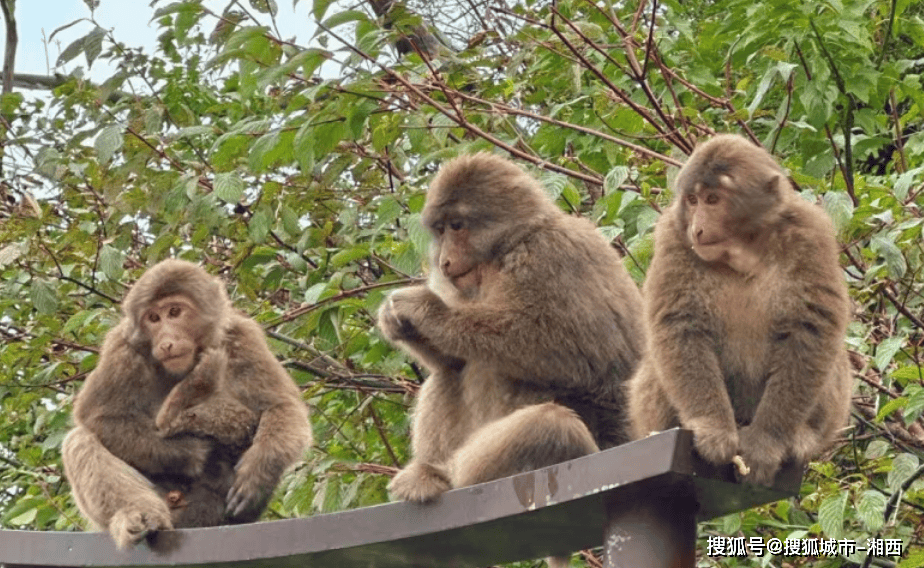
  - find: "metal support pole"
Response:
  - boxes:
[603,485,698,568]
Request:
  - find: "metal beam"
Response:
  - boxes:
[0,429,800,568]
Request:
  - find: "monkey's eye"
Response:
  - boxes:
[686,194,698,206]
[147,312,160,323]
[705,194,720,205]
[431,222,446,235]
[449,219,464,231]
[168,306,182,318]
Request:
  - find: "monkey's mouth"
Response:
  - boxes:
[694,238,728,247]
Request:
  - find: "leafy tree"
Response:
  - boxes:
[1,0,923,565]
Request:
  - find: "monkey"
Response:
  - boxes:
[62,259,312,549]
[377,152,645,509]
[626,134,852,486]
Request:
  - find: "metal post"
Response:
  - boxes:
[603,485,698,568]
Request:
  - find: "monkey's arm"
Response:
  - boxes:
[74,330,210,478]
[156,348,257,447]
[223,318,313,518]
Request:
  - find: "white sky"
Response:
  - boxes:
[11,1,315,79]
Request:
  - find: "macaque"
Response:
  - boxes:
[378,152,645,504]
[62,259,312,548]
[626,134,852,485]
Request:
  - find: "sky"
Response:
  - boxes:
[11,1,315,80]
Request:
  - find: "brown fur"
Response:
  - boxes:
[62,259,312,548]
[626,134,852,485]
[378,153,645,507]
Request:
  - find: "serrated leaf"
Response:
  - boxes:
[249,131,281,172]
[823,191,854,233]
[249,0,277,14]
[330,245,369,268]
[857,490,887,532]
[321,9,368,29]
[303,282,327,305]
[888,453,920,492]
[904,385,924,424]
[864,440,889,460]
[30,280,58,315]
[84,26,106,67]
[214,172,245,203]
[871,234,907,279]
[313,0,335,21]
[152,1,203,19]
[876,396,907,422]
[0,243,24,267]
[175,125,213,139]
[818,491,847,540]
[99,245,125,281]
[62,311,93,335]
[604,166,629,195]
[249,207,272,244]
[406,213,431,259]
[874,336,904,371]
[94,125,123,165]
[57,36,86,66]
[891,365,924,385]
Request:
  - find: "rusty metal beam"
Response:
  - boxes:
[0,429,800,568]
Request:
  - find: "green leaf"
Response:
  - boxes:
[99,245,125,281]
[406,213,431,259]
[904,385,924,424]
[214,172,245,203]
[94,125,123,165]
[84,26,106,67]
[249,0,277,15]
[864,440,889,460]
[823,191,854,233]
[874,336,904,371]
[604,166,629,195]
[312,0,335,21]
[871,234,907,279]
[249,206,272,244]
[30,280,58,315]
[321,10,368,30]
[857,490,887,532]
[817,491,848,540]
[888,453,920,492]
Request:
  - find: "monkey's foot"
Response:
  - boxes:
[109,507,173,549]
[388,462,450,503]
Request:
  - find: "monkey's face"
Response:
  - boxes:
[425,208,482,286]
[683,181,737,263]
[141,294,202,376]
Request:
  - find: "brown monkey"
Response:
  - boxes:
[626,134,852,486]
[378,153,645,509]
[62,259,312,549]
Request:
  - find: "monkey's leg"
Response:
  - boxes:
[388,372,464,502]
[450,402,599,487]
[63,427,173,549]
[450,403,597,568]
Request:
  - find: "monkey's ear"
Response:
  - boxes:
[765,175,783,194]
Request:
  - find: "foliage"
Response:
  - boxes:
[1,0,923,565]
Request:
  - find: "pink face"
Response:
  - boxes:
[142,294,200,375]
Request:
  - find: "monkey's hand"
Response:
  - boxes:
[388,461,451,503]
[687,419,739,466]
[109,503,173,550]
[225,451,279,520]
[736,425,786,486]
[377,286,444,343]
